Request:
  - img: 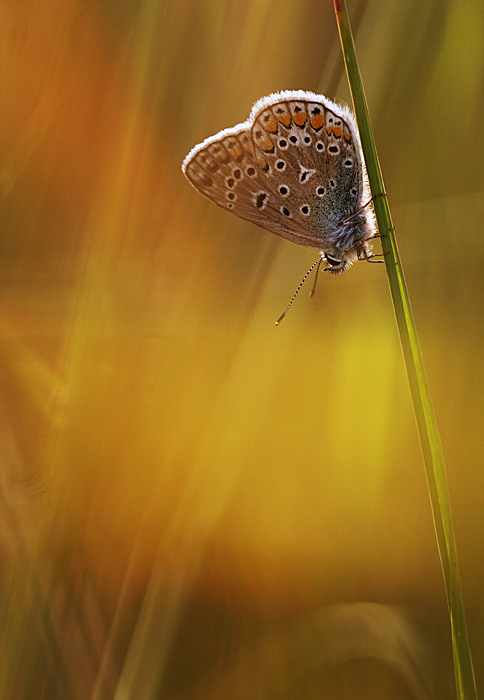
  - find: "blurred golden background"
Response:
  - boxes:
[1,0,483,698]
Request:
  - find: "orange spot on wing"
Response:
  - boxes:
[262,115,278,133]
[276,113,291,127]
[257,154,269,172]
[310,114,324,130]
[225,140,245,161]
[240,134,254,156]
[198,153,219,172]
[209,145,230,163]
[293,110,307,127]
[333,125,342,138]
[273,105,291,127]
[254,131,274,153]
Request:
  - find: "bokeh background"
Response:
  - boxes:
[1,0,483,698]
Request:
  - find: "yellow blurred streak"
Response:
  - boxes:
[0,296,63,417]
[429,0,484,112]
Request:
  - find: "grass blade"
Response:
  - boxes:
[333,1,477,698]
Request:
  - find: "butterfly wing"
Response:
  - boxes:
[182,91,369,252]
[182,121,322,248]
[249,93,367,243]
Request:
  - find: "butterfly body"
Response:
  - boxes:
[182,90,376,274]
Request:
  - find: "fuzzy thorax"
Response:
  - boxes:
[321,212,374,274]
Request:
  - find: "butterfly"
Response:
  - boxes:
[182,90,380,321]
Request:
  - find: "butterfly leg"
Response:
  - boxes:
[357,246,386,264]
[342,191,387,224]
[364,254,386,264]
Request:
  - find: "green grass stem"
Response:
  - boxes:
[333,1,477,698]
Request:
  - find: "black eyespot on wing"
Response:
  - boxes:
[255,192,268,209]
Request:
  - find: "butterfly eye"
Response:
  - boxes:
[325,254,342,267]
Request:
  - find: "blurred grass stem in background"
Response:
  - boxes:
[333,1,477,698]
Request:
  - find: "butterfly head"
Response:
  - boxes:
[323,252,352,274]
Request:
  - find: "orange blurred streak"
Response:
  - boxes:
[0,0,179,259]
[0,0,186,580]
[1,1,109,197]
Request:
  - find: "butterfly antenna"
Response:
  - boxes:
[309,256,324,298]
[275,256,324,326]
